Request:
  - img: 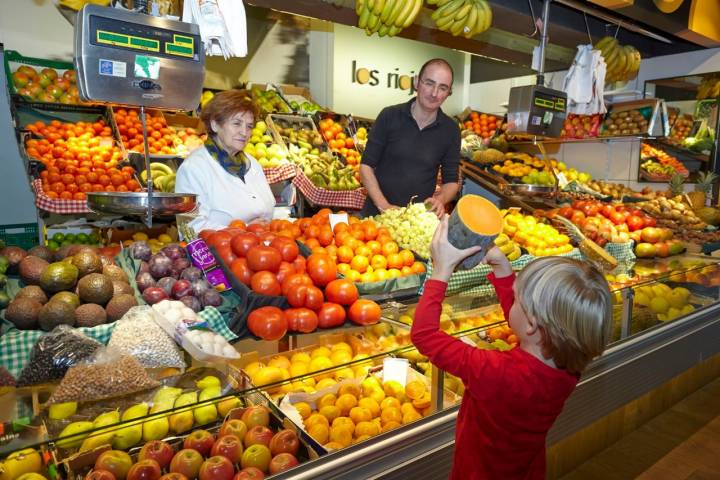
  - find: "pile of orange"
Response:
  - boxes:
[25,119,138,200]
[114,108,202,155]
[317,118,362,170]
[294,209,426,283]
[463,112,501,140]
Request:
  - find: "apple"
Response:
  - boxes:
[211,434,244,463]
[268,429,299,456]
[95,450,133,480]
[183,430,215,457]
[63,70,77,84]
[169,449,204,480]
[159,475,188,480]
[126,459,162,480]
[139,440,175,469]
[240,445,271,473]
[268,453,299,475]
[240,406,269,429]
[219,419,248,440]
[641,227,661,244]
[12,72,30,89]
[54,78,70,92]
[86,470,117,480]
[233,467,265,480]
[40,68,58,81]
[37,73,52,88]
[198,456,234,480]
[243,426,274,448]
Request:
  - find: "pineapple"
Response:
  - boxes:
[688,171,717,208]
[668,173,685,197]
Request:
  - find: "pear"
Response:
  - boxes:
[0,448,42,480]
[195,375,221,390]
[143,398,173,441]
[112,403,148,450]
[199,386,222,402]
[48,402,77,421]
[193,387,220,426]
[79,410,120,452]
[56,421,94,449]
[169,392,197,434]
[152,386,183,404]
[217,396,242,418]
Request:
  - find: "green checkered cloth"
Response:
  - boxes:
[605,241,636,267]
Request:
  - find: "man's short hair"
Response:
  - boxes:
[418,58,454,84]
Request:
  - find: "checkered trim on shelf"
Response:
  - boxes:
[292,171,366,210]
[31,179,92,214]
[263,164,297,184]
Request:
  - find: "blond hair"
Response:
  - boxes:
[514,257,612,375]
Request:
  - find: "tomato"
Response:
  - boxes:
[281,273,313,296]
[231,233,259,257]
[348,299,381,326]
[286,285,324,310]
[317,302,346,329]
[247,246,282,273]
[276,261,295,284]
[306,254,337,287]
[270,237,299,262]
[207,231,233,249]
[247,306,287,341]
[246,223,268,235]
[284,308,319,333]
[324,279,359,306]
[250,271,282,296]
[231,257,253,286]
[216,245,237,265]
[293,256,306,274]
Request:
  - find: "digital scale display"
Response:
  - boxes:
[89,15,200,61]
[533,91,566,112]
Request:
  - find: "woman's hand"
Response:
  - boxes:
[430,215,482,282]
[483,246,513,278]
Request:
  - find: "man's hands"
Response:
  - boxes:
[430,215,482,282]
[424,196,445,217]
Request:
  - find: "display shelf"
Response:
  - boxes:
[644,138,711,164]
[508,135,656,146]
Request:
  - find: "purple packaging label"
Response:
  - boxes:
[205,267,231,292]
[187,238,218,271]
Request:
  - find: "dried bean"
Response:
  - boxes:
[0,366,16,387]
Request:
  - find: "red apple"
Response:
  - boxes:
[241,406,270,429]
[183,430,215,457]
[127,459,162,480]
[641,227,661,244]
[268,453,299,475]
[139,440,175,469]
[12,71,30,89]
[570,210,585,225]
[170,449,204,480]
[199,456,234,480]
[609,211,626,226]
[219,419,248,440]
[268,429,299,456]
[95,450,133,480]
[233,467,265,480]
[244,426,274,448]
[159,475,188,480]
[240,445,271,473]
[211,434,244,463]
[600,204,615,219]
[87,470,117,480]
[626,215,645,232]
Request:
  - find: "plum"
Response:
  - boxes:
[200,289,222,308]
[179,295,202,312]
[180,266,203,283]
[149,253,172,279]
[129,241,152,261]
[172,279,193,299]
[161,243,185,261]
[135,271,156,292]
[157,276,177,296]
[191,278,211,297]
[142,286,169,305]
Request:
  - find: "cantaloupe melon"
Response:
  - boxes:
[448,195,503,269]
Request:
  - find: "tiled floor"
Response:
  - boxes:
[561,377,720,480]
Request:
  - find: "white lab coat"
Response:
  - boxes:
[175,146,275,232]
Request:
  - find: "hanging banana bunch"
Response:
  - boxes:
[427,0,492,38]
[594,36,642,84]
[356,0,425,37]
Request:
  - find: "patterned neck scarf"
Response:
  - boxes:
[205,135,249,182]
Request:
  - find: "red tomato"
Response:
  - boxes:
[231,232,260,257]
[324,279,359,306]
[207,231,233,249]
[247,246,282,273]
[270,237,299,262]
[250,271,282,296]
[293,256,307,274]
[286,285,324,310]
[246,223,268,234]
[281,273,313,296]
[216,245,237,265]
[230,257,253,286]
[306,254,337,287]
[276,261,295,284]
[248,306,287,340]
[317,302,346,329]
[284,308,319,333]
[348,299,381,326]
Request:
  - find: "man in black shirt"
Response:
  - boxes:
[360,58,461,218]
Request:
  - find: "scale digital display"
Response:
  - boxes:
[89,15,200,61]
[533,92,566,112]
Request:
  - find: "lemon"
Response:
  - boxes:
[291,352,311,364]
[666,292,687,309]
[132,232,149,241]
[634,291,650,307]
[331,342,353,354]
[157,233,173,243]
[649,297,670,315]
[311,346,332,359]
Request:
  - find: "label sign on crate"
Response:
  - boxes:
[329,213,349,231]
[382,358,409,386]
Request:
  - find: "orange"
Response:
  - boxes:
[401,402,418,416]
[382,241,399,256]
[306,413,329,429]
[294,402,312,419]
[350,255,369,273]
[387,253,403,270]
[381,420,401,432]
[319,405,341,423]
[411,261,426,274]
[349,406,372,424]
[346,270,362,282]
[380,407,402,425]
[399,249,415,267]
[370,254,387,270]
[402,410,422,424]
[337,263,352,275]
[335,394,358,416]
[412,393,432,410]
[324,441,344,451]
[404,380,426,400]
[308,423,329,444]
[318,393,338,408]
[337,383,361,397]
[366,240,382,255]
[329,425,353,447]
[358,397,381,418]
[355,244,372,258]
[337,245,354,264]
[380,397,401,410]
[354,420,380,438]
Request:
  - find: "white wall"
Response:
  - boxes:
[0,0,75,61]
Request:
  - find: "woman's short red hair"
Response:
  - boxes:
[200,89,259,133]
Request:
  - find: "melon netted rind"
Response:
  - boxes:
[448,195,502,270]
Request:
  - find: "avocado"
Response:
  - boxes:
[40,262,79,293]
[0,246,27,274]
[38,300,76,331]
[6,297,43,330]
[15,285,48,305]
[28,245,54,262]
[112,280,134,296]
[75,303,107,327]
[19,256,50,286]
[77,273,113,305]
[50,291,80,310]
[105,294,138,321]
[0,291,9,309]
[71,251,103,278]
[103,264,129,283]
[54,245,74,261]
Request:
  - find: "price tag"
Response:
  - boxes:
[329,213,350,232]
[555,170,569,188]
[382,358,409,386]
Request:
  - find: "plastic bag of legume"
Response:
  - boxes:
[107,306,186,369]
[47,346,160,404]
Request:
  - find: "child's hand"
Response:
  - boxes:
[430,215,482,282]
[483,246,513,278]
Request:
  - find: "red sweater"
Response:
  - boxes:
[411,276,578,479]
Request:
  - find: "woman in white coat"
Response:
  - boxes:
[175,90,275,233]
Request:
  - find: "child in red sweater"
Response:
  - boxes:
[411,216,612,479]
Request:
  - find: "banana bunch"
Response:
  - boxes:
[200,90,214,109]
[696,75,720,100]
[58,0,109,10]
[356,0,424,37]
[140,162,176,192]
[428,0,492,38]
[594,37,641,84]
